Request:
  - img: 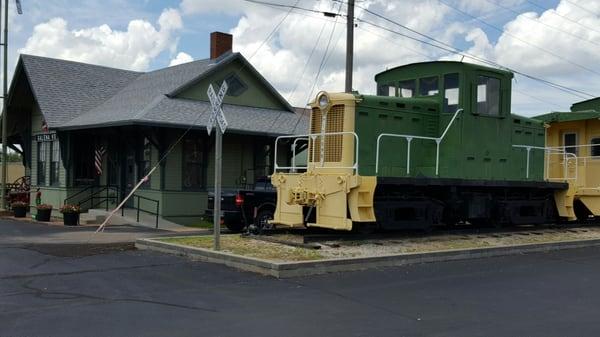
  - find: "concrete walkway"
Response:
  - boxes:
[88,208,202,232]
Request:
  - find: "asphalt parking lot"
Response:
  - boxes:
[2,219,600,336]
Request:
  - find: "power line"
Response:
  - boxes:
[354,16,593,99]
[562,0,600,17]
[485,0,600,49]
[437,0,600,78]
[526,0,600,36]
[307,1,344,102]
[246,0,596,100]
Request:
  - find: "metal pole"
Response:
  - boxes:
[136,196,140,222]
[345,0,354,93]
[1,0,6,210]
[213,127,222,250]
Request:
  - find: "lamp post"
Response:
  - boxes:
[1,0,22,210]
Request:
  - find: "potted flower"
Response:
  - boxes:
[11,201,28,218]
[60,204,81,226]
[36,204,53,222]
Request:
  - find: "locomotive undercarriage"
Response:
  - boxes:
[374,177,566,230]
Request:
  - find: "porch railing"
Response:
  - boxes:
[64,185,119,210]
[123,194,160,229]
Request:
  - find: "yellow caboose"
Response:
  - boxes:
[536,101,600,220]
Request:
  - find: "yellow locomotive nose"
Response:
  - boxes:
[269,92,377,231]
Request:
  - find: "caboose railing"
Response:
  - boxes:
[375,108,463,175]
[273,131,360,174]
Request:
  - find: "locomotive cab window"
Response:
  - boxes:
[399,79,416,98]
[563,132,578,155]
[443,73,459,113]
[476,75,501,116]
[419,76,439,96]
[591,137,600,157]
[377,83,396,96]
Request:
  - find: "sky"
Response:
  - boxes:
[6,0,600,116]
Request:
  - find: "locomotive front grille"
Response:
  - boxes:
[309,104,344,163]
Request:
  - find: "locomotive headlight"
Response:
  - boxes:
[318,93,329,109]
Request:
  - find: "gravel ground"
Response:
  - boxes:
[312,226,600,259]
[164,226,600,262]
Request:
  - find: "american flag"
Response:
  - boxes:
[95,145,106,176]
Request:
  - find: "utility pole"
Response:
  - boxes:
[1,0,21,210]
[345,0,354,93]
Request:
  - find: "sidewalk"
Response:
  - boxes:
[88,208,202,232]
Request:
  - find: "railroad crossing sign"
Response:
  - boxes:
[207,80,228,251]
[206,81,228,135]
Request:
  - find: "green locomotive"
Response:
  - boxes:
[270,61,567,231]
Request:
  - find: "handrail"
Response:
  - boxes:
[376,108,463,175]
[123,194,160,229]
[64,185,95,205]
[512,145,577,181]
[75,185,120,211]
[273,131,360,174]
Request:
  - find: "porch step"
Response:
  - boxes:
[81,209,108,225]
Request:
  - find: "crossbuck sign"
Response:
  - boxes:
[207,81,228,135]
[207,80,228,251]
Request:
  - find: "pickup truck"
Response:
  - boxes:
[206,177,277,232]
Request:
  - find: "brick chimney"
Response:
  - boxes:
[210,32,233,59]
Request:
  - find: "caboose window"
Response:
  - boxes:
[399,79,415,97]
[476,76,501,116]
[563,132,578,155]
[591,138,600,157]
[419,76,439,96]
[443,73,459,113]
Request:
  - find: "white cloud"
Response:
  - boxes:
[169,51,194,66]
[18,8,183,71]
[180,0,242,15]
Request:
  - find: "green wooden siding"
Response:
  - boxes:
[176,59,287,111]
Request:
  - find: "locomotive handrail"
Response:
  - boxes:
[273,131,360,174]
[375,108,463,175]
[512,145,577,181]
[291,137,309,172]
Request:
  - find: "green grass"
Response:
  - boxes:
[160,235,324,262]
[183,219,213,229]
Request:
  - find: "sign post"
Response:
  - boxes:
[207,81,228,250]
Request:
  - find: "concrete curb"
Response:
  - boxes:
[135,237,600,278]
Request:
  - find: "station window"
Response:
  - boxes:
[49,140,60,186]
[182,136,206,190]
[399,79,416,98]
[223,73,248,97]
[419,76,439,96]
[476,76,501,116]
[37,142,47,186]
[138,138,152,188]
[443,73,459,113]
[563,132,578,155]
[592,138,600,157]
[377,83,396,96]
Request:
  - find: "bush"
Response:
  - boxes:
[36,203,53,210]
[11,201,28,208]
[60,204,81,214]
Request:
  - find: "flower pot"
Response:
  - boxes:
[63,212,80,226]
[36,208,52,222]
[13,207,27,218]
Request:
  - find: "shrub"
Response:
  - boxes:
[36,204,53,210]
[60,204,81,214]
[11,201,28,208]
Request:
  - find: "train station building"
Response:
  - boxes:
[2,32,308,225]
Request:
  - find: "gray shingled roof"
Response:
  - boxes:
[17,53,308,135]
[19,54,142,127]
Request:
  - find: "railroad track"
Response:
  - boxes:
[244,221,600,249]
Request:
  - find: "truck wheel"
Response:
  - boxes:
[255,208,275,230]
